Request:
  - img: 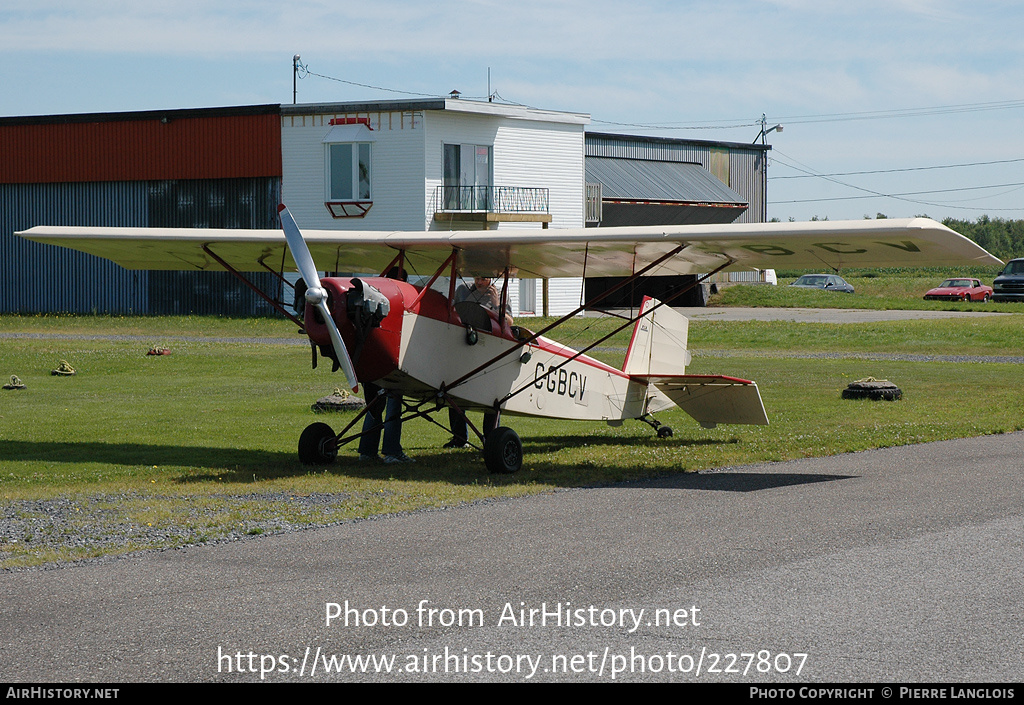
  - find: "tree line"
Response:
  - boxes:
[941,216,1024,261]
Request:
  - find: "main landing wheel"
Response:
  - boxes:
[657,425,674,438]
[484,426,522,474]
[298,422,338,465]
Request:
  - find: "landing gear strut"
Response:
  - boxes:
[640,414,673,438]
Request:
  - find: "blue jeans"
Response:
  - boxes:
[448,408,497,443]
[359,384,403,457]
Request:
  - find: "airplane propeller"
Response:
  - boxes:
[279,205,359,391]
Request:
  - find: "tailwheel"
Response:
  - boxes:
[639,413,672,438]
[483,426,522,474]
[298,422,339,465]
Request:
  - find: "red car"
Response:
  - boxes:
[923,278,993,302]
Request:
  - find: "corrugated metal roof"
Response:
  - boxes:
[0,104,281,127]
[585,156,747,205]
[586,131,770,154]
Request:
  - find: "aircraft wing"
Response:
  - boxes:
[15,217,1001,278]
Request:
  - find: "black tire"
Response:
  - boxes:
[657,425,673,438]
[483,426,522,474]
[298,422,338,465]
[873,388,902,401]
[983,293,991,302]
[842,386,902,401]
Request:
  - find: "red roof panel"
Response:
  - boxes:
[0,109,282,184]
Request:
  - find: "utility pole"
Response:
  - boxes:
[753,113,783,222]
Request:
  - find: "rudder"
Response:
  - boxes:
[622,296,691,377]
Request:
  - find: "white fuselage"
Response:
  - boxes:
[386,312,670,421]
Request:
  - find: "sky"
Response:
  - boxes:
[3,0,1023,223]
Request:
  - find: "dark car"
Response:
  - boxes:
[788,274,855,293]
[992,258,1024,303]
[923,277,993,302]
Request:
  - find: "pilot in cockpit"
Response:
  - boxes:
[455,274,513,329]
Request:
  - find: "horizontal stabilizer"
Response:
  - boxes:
[640,374,770,428]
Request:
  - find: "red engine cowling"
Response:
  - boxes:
[303,277,411,384]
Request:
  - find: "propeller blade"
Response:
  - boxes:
[316,299,359,390]
[279,205,359,391]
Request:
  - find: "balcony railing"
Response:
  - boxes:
[434,185,549,214]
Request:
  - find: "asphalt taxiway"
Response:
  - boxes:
[2,432,1021,682]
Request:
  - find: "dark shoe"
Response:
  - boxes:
[442,439,470,449]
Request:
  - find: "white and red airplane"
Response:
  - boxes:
[18,209,1001,473]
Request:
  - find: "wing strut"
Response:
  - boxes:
[201,244,304,327]
[497,259,735,406]
[378,249,406,278]
[498,267,511,325]
[442,244,688,394]
[408,249,459,310]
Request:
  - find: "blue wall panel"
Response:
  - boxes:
[1,182,149,313]
[1,178,282,315]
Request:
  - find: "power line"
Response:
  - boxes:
[592,99,1024,132]
[771,150,1024,212]
[772,157,1024,180]
[590,118,760,130]
[774,182,1024,204]
[295,62,1024,135]
[771,99,1024,124]
[298,63,532,107]
[298,62,442,98]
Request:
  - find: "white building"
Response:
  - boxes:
[279,98,590,316]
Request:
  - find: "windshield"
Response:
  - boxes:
[793,275,827,286]
[939,279,972,287]
[1003,260,1024,275]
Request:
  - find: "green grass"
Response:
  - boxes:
[688,316,1024,357]
[0,312,300,339]
[2,310,1023,568]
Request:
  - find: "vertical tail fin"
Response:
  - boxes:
[622,296,692,377]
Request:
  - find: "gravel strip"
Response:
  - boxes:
[0,490,378,566]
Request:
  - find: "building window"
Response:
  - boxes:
[323,121,374,218]
[443,143,492,210]
[328,142,371,201]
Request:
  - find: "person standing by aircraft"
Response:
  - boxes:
[359,268,413,464]
[358,383,410,463]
